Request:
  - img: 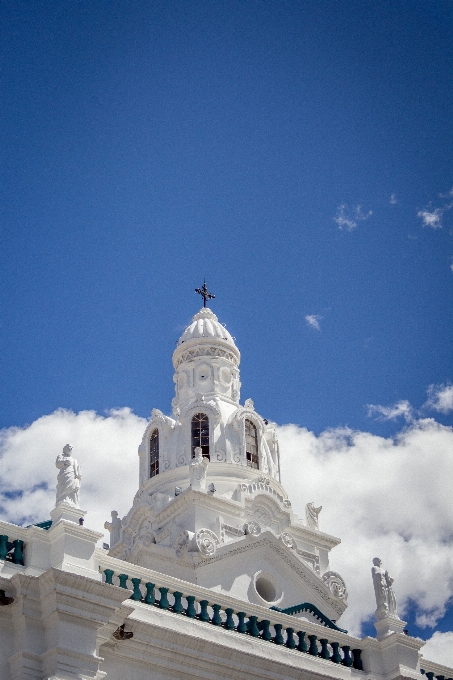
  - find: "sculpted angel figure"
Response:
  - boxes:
[189,447,209,490]
[55,444,82,508]
[372,557,398,620]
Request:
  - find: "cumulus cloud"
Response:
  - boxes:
[305,314,322,331]
[424,383,453,414]
[334,204,372,231]
[1,406,453,664]
[0,408,146,536]
[422,631,453,666]
[278,417,453,652]
[367,399,413,422]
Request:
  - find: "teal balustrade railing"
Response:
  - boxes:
[421,670,453,680]
[102,569,363,670]
[0,535,24,566]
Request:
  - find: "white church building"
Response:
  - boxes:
[0,291,451,680]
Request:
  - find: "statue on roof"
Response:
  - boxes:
[55,444,82,508]
[372,557,398,620]
[305,502,322,530]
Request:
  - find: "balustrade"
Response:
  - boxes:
[101,567,364,670]
[0,535,24,565]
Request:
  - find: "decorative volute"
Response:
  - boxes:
[172,308,241,411]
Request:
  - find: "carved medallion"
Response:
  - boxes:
[280,532,296,549]
[322,571,348,602]
[195,529,219,557]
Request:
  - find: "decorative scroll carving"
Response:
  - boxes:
[244,522,261,536]
[280,532,296,549]
[195,529,219,557]
[322,571,348,602]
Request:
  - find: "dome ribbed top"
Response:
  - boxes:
[177,308,236,347]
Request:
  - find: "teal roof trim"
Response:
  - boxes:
[270,602,348,633]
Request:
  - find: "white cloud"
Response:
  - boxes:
[334,204,372,231]
[424,383,453,414]
[0,408,146,536]
[305,314,322,331]
[418,208,444,229]
[390,194,397,205]
[1,405,453,665]
[422,631,453,666]
[367,399,413,422]
[278,417,453,644]
[450,259,453,274]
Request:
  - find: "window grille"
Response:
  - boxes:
[191,413,210,459]
[245,419,259,469]
[150,429,159,478]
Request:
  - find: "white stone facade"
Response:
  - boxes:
[0,305,450,680]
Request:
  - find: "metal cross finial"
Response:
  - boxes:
[195,280,215,307]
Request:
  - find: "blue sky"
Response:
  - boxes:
[1,0,453,657]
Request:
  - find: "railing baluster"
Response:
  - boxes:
[144,582,155,605]
[0,536,8,560]
[198,599,210,622]
[173,591,184,614]
[285,627,296,649]
[236,612,247,633]
[118,573,129,589]
[158,587,170,609]
[186,595,197,618]
[330,641,342,663]
[12,540,24,565]
[211,604,222,625]
[274,623,284,645]
[248,615,260,637]
[352,648,363,670]
[224,607,235,630]
[308,634,318,656]
[297,630,308,652]
[342,645,353,667]
[319,638,330,659]
[130,577,142,601]
[103,569,114,585]
[261,620,272,641]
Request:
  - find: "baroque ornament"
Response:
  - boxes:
[322,571,348,602]
[195,529,219,557]
[280,532,296,549]
[244,522,261,536]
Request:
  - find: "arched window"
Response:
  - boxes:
[245,419,259,469]
[150,429,159,478]
[191,413,210,459]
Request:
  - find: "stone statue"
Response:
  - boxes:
[305,502,322,530]
[189,447,208,491]
[104,510,122,548]
[372,557,398,620]
[55,444,82,508]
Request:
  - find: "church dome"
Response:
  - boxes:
[176,308,236,348]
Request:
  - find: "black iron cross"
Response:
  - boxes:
[195,280,215,307]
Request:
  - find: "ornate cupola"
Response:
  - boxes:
[172,307,241,411]
[105,285,348,626]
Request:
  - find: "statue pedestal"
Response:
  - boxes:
[374,614,407,640]
[50,502,86,526]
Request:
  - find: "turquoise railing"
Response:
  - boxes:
[102,569,363,670]
[0,535,24,565]
[270,602,348,633]
[421,670,453,680]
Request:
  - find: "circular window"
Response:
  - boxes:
[255,576,276,602]
[253,571,282,604]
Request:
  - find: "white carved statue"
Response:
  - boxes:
[372,557,398,620]
[55,444,82,507]
[189,447,209,490]
[305,502,322,530]
[104,510,122,547]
